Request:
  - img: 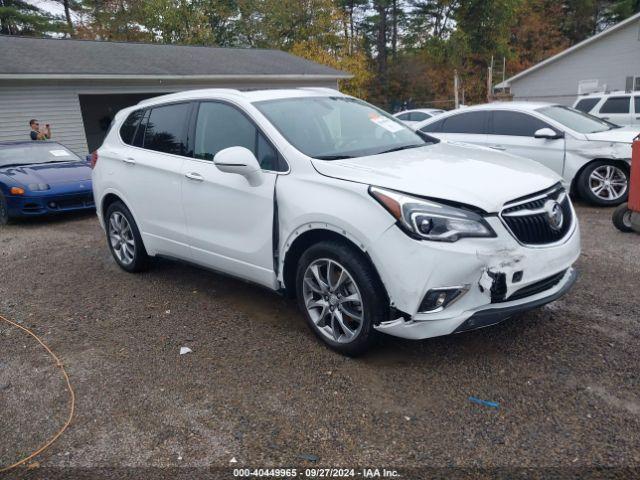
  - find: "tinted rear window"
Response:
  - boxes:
[574,98,600,113]
[143,103,191,155]
[119,110,144,145]
[635,97,640,114]
[396,112,411,120]
[599,96,630,114]
[490,111,550,136]
[439,111,488,134]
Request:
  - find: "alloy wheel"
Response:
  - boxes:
[589,165,628,201]
[302,258,364,343]
[108,212,135,266]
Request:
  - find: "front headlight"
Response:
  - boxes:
[369,186,496,242]
[28,183,50,191]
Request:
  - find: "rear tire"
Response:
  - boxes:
[105,201,149,272]
[295,240,387,356]
[577,161,629,206]
[612,203,634,232]
[0,192,9,226]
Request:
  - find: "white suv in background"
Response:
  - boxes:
[573,91,640,126]
[415,102,638,206]
[92,89,580,355]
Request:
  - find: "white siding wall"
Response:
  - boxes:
[508,19,640,105]
[0,78,338,155]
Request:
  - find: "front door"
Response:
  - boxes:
[487,110,566,176]
[181,101,282,288]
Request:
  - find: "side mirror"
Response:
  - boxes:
[213,146,263,186]
[534,128,562,139]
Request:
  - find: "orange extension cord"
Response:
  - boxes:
[0,314,75,472]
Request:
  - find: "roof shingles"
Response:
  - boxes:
[0,35,349,78]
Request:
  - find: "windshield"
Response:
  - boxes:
[254,96,433,159]
[0,143,81,168]
[537,105,618,134]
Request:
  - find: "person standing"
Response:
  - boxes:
[29,119,51,141]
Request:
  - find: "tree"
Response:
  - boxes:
[0,0,64,35]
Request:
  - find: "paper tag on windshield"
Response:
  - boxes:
[369,114,404,133]
[49,150,70,157]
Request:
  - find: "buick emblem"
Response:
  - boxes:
[544,200,564,231]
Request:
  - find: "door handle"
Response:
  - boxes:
[601,117,609,120]
[489,145,506,151]
[122,157,136,164]
[185,172,204,182]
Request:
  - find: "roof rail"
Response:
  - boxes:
[136,88,243,105]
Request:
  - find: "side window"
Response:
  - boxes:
[410,112,430,121]
[440,111,488,134]
[194,102,285,171]
[490,111,550,136]
[420,118,445,133]
[635,97,640,114]
[599,96,630,114]
[574,98,600,113]
[133,110,149,148]
[119,110,143,145]
[396,112,411,121]
[143,103,191,155]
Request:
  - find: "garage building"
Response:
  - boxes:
[0,36,350,155]
[495,12,640,105]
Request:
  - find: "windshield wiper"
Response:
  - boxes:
[375,144,425,155]
[314,154,355,160]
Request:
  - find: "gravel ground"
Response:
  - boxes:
[0,204,639,478]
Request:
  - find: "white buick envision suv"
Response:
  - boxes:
[92,88,580,355]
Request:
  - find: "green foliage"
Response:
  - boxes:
[0,0,65,35]
[8,0,638,108]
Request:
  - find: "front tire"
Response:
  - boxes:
[612,203,634,232]
[577,161,629,206]
[295,240,388,356]
[105,201,149,272]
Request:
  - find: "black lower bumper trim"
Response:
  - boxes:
[453,268,577,334]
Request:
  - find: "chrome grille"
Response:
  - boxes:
[500,185,574,246]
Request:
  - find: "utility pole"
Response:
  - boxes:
[487,56,494,103]
[454,70,459,109]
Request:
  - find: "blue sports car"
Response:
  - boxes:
[0,141,94,224]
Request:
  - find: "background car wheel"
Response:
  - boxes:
[577,161,629,206]
[0,192,9,226]
[105,201,149,272]
[295,240,388,356]
[612,203,634,233]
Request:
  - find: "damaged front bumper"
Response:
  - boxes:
[369,216,580,340]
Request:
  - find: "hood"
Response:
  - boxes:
[584,127,640,143]
[311,141,560,212]
[0,161,91,186]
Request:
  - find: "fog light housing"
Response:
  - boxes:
[418,286,469,313]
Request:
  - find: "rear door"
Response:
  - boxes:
[597,96,632,125]
[486,110,565,176]
[180,101,282,288]
[419,110,489,147]
[116,102,192,259]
